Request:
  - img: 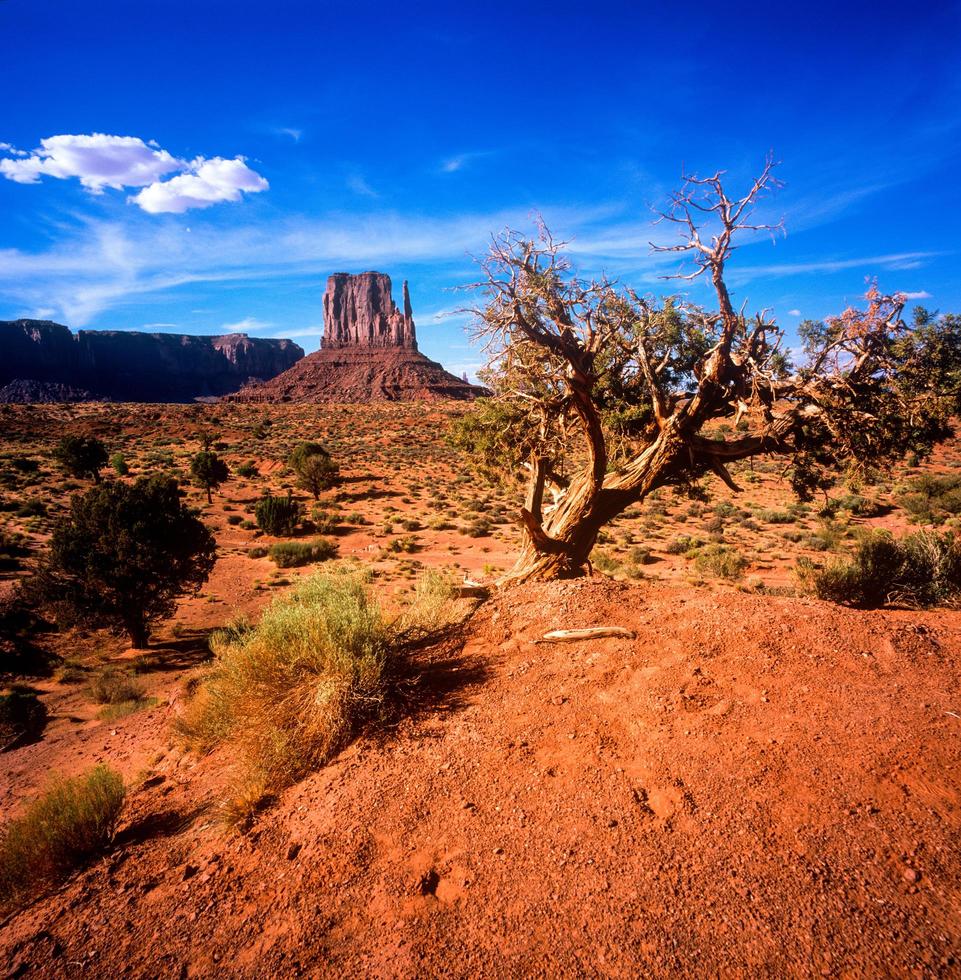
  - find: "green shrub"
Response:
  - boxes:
[110,452,129,477]
[268,537,338,568]
[0,689,48,749]
[236,462,258,479]
[310,508,344,534]
[0,765,125,910]
[288,443,339,500]
[796,530,961,608]
[695,544,748,581]
[190,451,229,503]
[255,493,302,536]
[386,534,419,554]
[665,535,694,555]
[897,474,961,525]
[16,498,46,518]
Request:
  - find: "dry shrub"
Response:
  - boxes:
[399,567,461,634]
[176,569,395,824]
[0,765,125,910]
[88,667,145,705]
[796,530,961,608]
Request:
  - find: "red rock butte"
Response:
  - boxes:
[231,272,485,403]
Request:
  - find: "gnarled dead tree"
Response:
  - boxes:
[456,159,959,586]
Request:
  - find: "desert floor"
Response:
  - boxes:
[1,401,959,977]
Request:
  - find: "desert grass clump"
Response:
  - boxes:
[268,537,338,568]
[88,667,145,705]
[176,569,394,824]
[796,530,961,608]
[694,543,748,581]
[0,765,125,910]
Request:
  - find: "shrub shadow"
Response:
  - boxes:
[115,803,211,846]
[384,616,494,728]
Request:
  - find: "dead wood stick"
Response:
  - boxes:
[539,627,636,643]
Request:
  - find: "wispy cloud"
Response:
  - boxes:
[276,127,303,142]
[0,181,941,328]
[730,251,941,281]
[346,174,379,198]
[439,150,495,174]
[221,316,275,333]
[787,308,801,316]
[902,290,932,299]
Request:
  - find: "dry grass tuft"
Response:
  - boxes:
[0,765,125,910]
[176,568,403,824]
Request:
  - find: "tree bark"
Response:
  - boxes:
[126,618,150,649]
[498,426,686,586]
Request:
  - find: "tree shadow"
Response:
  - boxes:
[130,630,213,672]
[0,599,59,680]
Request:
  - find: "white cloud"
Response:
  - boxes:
[131,157,268,214]
[0,134,180,190]
[277,127,303,142]
[787,308,801,316]
[0,134,268,213]
[902,290,932,300]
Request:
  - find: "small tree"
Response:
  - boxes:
[458,158,961,585]
[190,450,230,504]
[30,475,216,647]
[53,436,108,484]
[289,442,339,500]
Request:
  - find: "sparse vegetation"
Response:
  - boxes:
[190,450,230,504]
[176,570,398,824]
[0,688,47,749]
[88,666,146,705]
[176,566,462,825]
[695,544,748,581]
[897,474,961,525]
[289,442,339,500]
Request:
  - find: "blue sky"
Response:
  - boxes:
[2,0,960,380]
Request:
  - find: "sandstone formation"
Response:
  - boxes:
[0,320,304,402]
[231,272,485,403]
[322,272,416,350]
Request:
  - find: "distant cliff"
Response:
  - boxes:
[0,320,304,402]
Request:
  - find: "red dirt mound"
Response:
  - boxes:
[228,347,484,403]
[2,581,960,976]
